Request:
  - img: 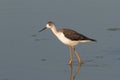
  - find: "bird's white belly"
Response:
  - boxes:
[55,33,79,46]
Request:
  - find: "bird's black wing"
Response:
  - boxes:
[62,29,95,41]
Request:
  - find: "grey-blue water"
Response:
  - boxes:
[0,0,120,80]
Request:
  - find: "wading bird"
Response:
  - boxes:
[39,21,96,64]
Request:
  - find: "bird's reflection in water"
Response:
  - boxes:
[69,64,81,80]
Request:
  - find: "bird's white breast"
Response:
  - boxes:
[55,32,80,46]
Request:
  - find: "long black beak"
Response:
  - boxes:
[39,27,47,32]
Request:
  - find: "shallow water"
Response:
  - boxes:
[0,0,120,80]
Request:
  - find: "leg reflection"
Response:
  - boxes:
[69,64,81,80]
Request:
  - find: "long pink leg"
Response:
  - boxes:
[74,47,83,64]
[69,46,73,65]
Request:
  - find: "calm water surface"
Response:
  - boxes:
[0,0,120,80]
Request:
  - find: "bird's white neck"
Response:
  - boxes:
[50,26,58,36]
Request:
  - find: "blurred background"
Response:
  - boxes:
[0,0,120,80]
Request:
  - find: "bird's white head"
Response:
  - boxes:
[46,21,55,29]
[39,21,55,32]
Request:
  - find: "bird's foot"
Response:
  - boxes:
[68,60,73,65]
[78,61,84,65]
